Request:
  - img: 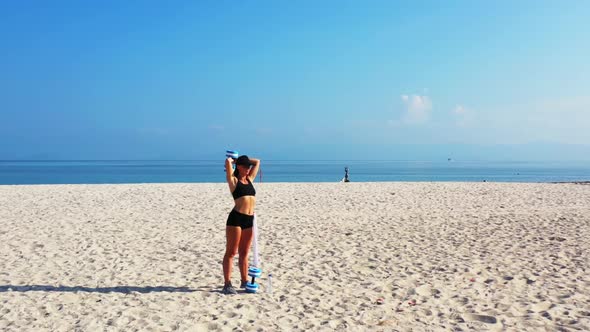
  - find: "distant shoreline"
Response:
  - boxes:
[2,160,589,185]
[2,180,590,187]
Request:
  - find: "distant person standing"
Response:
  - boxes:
[343,166,350,182]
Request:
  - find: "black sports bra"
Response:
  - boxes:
[232,179,256,199]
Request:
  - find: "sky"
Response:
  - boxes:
[1,1,589,161]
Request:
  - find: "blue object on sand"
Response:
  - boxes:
[245,282,259,293]
[246,267,262,293]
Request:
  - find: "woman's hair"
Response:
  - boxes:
[233,167,239,178]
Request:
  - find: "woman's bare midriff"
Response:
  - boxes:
[233,196,256,215]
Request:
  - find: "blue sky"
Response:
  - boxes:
[1,1,589,160]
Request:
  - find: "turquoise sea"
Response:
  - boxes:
[1,160,589,185]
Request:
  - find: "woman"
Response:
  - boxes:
[222,155,260,294]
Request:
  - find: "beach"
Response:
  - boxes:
[0,182,589,331]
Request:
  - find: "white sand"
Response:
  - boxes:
[0,182,589,331]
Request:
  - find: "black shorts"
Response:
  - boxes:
[226,209,254,229]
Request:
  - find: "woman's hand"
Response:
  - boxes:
[225,157,234,171]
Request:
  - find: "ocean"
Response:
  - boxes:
[1,160,589,185]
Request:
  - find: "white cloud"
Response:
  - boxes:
[400,94,432,124]
[453,105,467,115]
[452,105,472,127]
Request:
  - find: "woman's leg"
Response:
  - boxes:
[223,226,241,285]
[238,227,254,283]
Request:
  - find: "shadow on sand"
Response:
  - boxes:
[0,285,201,294]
